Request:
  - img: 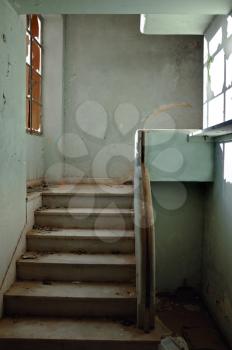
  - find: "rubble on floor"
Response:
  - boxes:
[157,287,229,350]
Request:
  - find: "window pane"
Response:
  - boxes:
[32,71,41,103]
[204,38,208,65]
[203,103,208,129]
[225,87,232,121]
[26,65,31,97]
[26,15,31,32]
[31,15,42,43]
[208,94,224,127]
[26,32,31,65]
[209,28,222,56]
[26,97,30,129]
[227,15,232,38]
[31,101,41,132]
[226,53,232,88]
[32,41,41,74]
[204,67,208,103]
[209,49,225,97]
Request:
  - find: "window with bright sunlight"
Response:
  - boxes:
[204,14,232,128]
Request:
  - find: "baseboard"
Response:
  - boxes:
[27,178,44,190]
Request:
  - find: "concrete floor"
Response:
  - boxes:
[157,289,229,350]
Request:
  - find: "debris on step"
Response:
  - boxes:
[42,281,52,285]
[120,319,135,327]
[71,249,87,255]
[159,337,189,350]
[32,225,59,232]
[22,253,38,260]
[42,181,48,188]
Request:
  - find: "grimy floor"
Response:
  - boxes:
[157,287,229,350]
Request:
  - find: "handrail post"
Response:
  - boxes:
[134,129,156,332]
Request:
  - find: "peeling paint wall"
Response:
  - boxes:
[0,1,26,284]
[63,15,203,179]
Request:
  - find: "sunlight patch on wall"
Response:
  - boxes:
[209,28,222,56]
[224,142,232,183]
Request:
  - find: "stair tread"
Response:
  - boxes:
[43,184,133,196]
[0,317,170,341]
[18,253,136,265]
[6,281,136,299]
[36,208,134,215]
[27,229,134,239]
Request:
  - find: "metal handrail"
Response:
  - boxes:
[134,129,156,332]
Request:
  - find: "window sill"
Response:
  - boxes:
[189,120,232,139]
[26,129,43,136]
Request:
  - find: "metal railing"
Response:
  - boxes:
[134,129,156,332]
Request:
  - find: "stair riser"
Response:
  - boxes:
[27,237,135,254]
[0,340,158,350]
[4,297,136,318]
[17,263,135,283]
[35,214,134,230]
[42,195,133,209]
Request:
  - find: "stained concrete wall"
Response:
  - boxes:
[0,1,26,285]
[63,15,203,180]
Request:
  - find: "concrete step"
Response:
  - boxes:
[35,208,134,230]
[42,184,133,209]
[4,281,136,318]
[17,253,136,282]
[27,229,135,254]
[0,317,171,350]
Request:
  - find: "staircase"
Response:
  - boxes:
[0,184,169,349]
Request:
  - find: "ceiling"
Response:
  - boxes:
[7,0,232,35]
[140,14,214,35]
[7,0,232,15]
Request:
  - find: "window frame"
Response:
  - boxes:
[26,14,43,136]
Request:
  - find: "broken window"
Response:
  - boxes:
[203,15,232,128]
[26,15,43,134]
[209,28,222,56]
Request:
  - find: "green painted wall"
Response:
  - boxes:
[0,1,26,284]
[26,134,44,181]
[146,130,214,182]
[152,182,205,292]
[203,141,232,347]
